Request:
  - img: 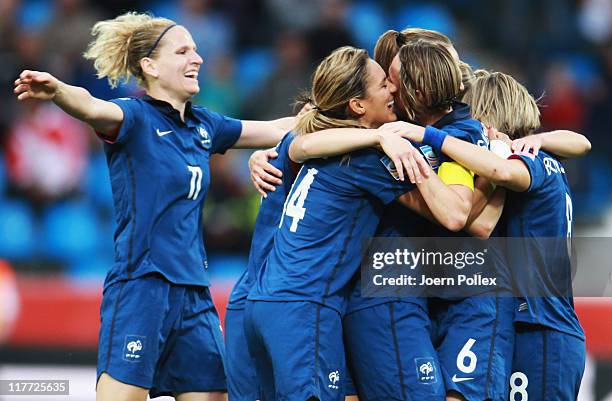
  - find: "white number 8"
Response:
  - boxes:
[510,372,528,401]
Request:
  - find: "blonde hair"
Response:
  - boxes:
[458,60,475,98]
[83,12,175,88]
[294,46,370,135]
[374,28,452,75]
[397,41,462,123]
[463,71,540,139]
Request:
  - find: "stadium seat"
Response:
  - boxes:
[84,151,114,211]
[17,0,53,32]
[0,199,36,260]
[236,48,276,98]
[346,1,387,53]
[393,3,456,38]
[41,201,99,262]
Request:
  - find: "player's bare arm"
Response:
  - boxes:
[14,70,124,138]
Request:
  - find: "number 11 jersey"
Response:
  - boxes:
[99,96,242,290]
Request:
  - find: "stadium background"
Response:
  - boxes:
[0,0,611,399]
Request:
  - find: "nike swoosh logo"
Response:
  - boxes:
[156,129,173,137]
[451,375,474,383]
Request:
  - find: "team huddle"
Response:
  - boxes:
[12,11,590,401]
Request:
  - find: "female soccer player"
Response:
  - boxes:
[248,30,487,401]
[243,45,463,401]
[387,71,590,401]
[224,98,423,401]
[13,12,300,401]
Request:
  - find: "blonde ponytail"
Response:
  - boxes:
[294,46,370,135]
[83,12,175,88]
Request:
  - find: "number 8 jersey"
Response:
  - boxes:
[248,148,416,314]
[504,150,584,340]
[99,96,242,290]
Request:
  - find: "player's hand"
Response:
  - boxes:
[511,133,542,156]
[378,131,430,184]
[249,149,282,198]
[486,126,512,145]
[14,70,60,101]
[378,121,426,143]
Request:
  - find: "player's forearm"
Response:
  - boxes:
[467,177,496,223]
[271,116,296,132]
[53,82,122,134]
[397,190,436,222]
[415,175,472,232]
[464,188,505,239]
[539,130,591,158]
[288,129,379,163]
[234,120,289,149]
[53,82,104,124]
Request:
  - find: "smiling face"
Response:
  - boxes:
[358,59,397,128]
[146,25,203,101]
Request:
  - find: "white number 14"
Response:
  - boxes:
[280,168,318,232]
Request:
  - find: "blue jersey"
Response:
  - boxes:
[377,102,487,239]
[346,103,489,313]
[100,96,242,289]
[504,151,584,340]
[227,132,298,310]
[248,149,416,313]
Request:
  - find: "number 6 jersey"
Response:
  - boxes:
[248,148,416,314]
[98,96,242,290]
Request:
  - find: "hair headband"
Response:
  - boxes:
[145,24,177,58]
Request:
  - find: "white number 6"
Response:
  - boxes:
[457,338,477,374]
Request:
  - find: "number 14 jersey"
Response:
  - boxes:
[248,148,415,314]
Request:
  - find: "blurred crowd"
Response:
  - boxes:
[0,0,611,277]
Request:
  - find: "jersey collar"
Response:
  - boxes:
[433,101,471,128]
[141,95,202,126]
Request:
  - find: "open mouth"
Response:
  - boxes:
[387,100,395,110]
[184,71,199,80]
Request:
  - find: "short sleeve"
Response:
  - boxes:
[353,151,415,205]
[206,110,242,154]
[98,97,142,145]
[509,152,546,192]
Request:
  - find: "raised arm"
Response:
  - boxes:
[289,128,431,183]
[14,70,123,138]
[233,117,296,149]
[382,121,533,192]
[512,130,591,158]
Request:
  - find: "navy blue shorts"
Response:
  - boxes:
[244,300,346,401]
[97,274,226,398]
[430,296,514,401]
[225,307,259,401]
[344,301,445,401]
[511,324,585,401]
